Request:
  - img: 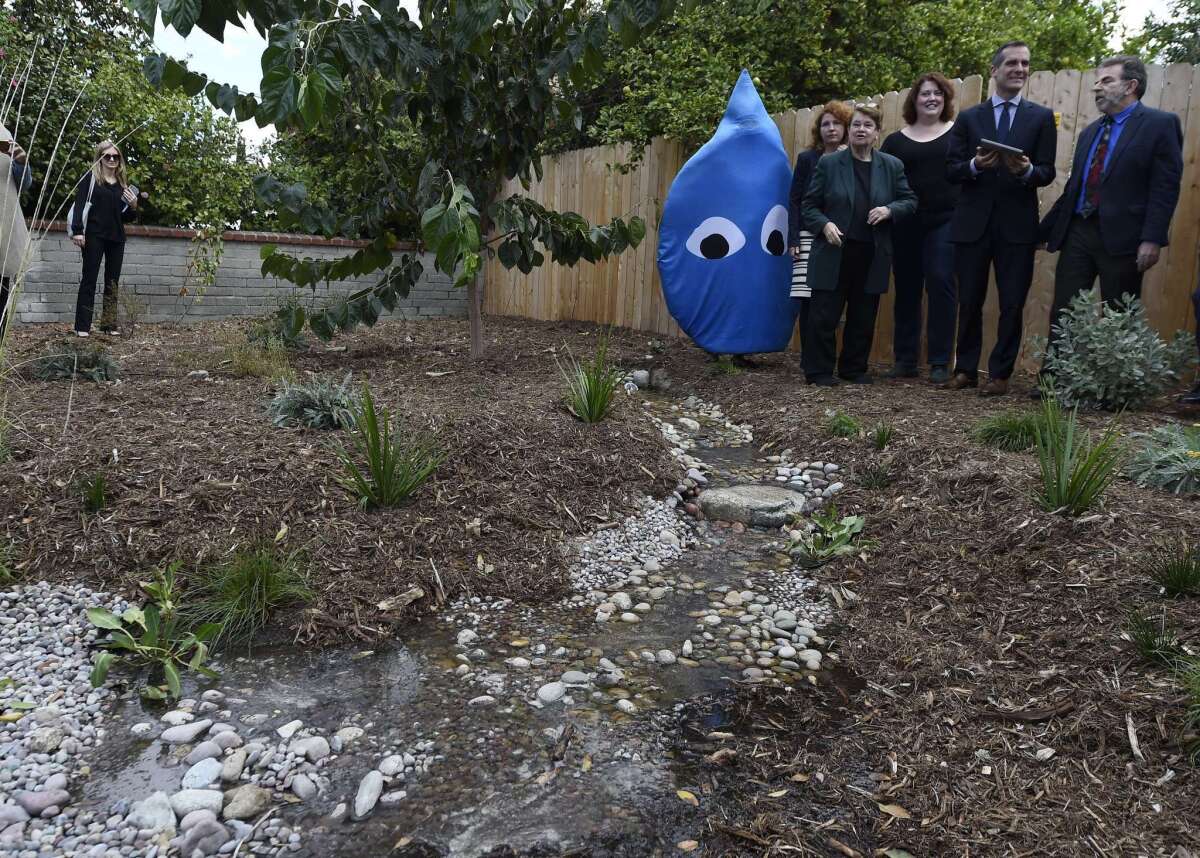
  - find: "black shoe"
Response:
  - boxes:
[808,376,839,387]
[839,373,874,385]
[929,365,950,385]
[886,364,918,379]
[1182,381,1200,405]
[99,326,120,337]
[1030,373,1053,399]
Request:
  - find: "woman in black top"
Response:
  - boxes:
[880,72,960,383]
[70,139,138,337]
[787,101,851,353]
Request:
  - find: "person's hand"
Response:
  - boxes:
[867,205,891,226]
[72,235,85,249]
[1136,241,1161,273]
[973,147,1001,171]
[822,222,843,247]
[790,246,803,259]
[9,142,25,165]
[122,187,137,208]
[1003,153,1031,175]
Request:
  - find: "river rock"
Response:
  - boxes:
[126,792,175,832]
[175,818,229,857]
[378,755,404,776]
[221,749,247,783]
[211,731,242,751]
[335,727,364,746]
[561,671,589,685]
[468,695,496,706]
[615,699,637,714]
[184,740,222,765]
[291,774,317,800]
[222,784,272,820]
[180,809,217,831]
[698,485,807,528]
[0,807,29,827]
[181,758,222,789]
[537,682,566,704]
[160,710,194,726]
[354,771,384,819]
[170,790,224,818]
[610,592,632,611]
[14,789,69,817]
[161,720,213,744]
[290,736,331,763]
[275,720,303,739]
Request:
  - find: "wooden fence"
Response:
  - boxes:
[484,64,1200,371]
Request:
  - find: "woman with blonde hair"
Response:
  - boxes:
[787,101,851,350]
[70,139,138,336]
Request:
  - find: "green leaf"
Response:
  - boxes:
[89,652,114,688]
[140,685,168,701]
[163,661,182,698]
[260,67,301,123]
[87,607,123,631]
[160,0,202,35]
[121,607,146,629]
[297,73,326,129]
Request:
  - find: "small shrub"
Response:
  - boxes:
[825,410,861,438]
[248,295,306,350]
[336,384,445,509]
[184,545,313,646]
[0,541,18,584]
[80,473,107,514]
[1148,545,1200,597]
[87,562,220,700]
[559,333,623,423]
[871,422,894,451]
[1125,423,1200,495]
[858,462,893,489]
[119,288,147,336]
[268,373,357,430]
[710,356,742,376]
[971,410,1046,452]
[30,341,118,382]
[1034,384,1124,516]
[788,504,875,568]
[1042,292,1193,410]
[1124,609,1185,667]
[224,335,295,381]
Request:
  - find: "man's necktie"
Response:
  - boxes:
[1082,117,1113,217]
[996,101,1012,141]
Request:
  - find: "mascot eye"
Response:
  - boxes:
[686,217,746,260]
[760,205,788,256]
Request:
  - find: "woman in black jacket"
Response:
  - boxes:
[71,139,138,337]
[787,101,851,349]
[801,104,917,386]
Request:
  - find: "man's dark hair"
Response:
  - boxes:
[991,41,1030,69]
[1100,54,1148,98]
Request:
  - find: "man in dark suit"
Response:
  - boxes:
[944,41,1057,396]
[1038,54,1185,393]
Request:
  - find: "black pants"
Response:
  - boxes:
[952,217,1036,380]
[892,218,956,368]
[1044,216,1144,362]
[75,237,124,333]
[804,239,879,381]
[0,276,10,337]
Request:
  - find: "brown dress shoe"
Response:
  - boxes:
[979,378,1009,397]
[943,372,977,390]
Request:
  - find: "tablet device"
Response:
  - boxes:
[979,137,1025,156]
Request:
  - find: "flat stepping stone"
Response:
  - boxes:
[698,485,807,528]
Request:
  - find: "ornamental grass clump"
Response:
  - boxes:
[1147,544,1200,597]
[1125,422,1200,495]
[1033,382,1124,516]
[1182,660,1200,762]
[336,384,445,509]
[1123,609,1186,668]
[268,372,357,429]
[559,334,623,423]
[30,341,118,382]
[1042,293,1193,410]
[80,472,108,515]
[184,545,313,647]
[971,410,1046,452]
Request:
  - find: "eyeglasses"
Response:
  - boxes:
[101,153,121,162]
[854,101,879,110]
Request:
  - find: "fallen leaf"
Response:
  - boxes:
[535,769,557,785]
[581,754,592,772]
[883,849,916,858]
[677,841,699,852]
[392,836,412,850]
[274,522,288,542]
[768,789,788,797]
[1035,747,1056,762]
[676,789,699,806]
[877,803,912,819]
[704,748,736,765]
[790,773,810,782]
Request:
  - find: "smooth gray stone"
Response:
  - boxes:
[160,721,213,745]
[169,790,223,818]
[354,771,383,820]
[181,758,222,790]
[15,789,69,816]
[126,792,176,833]
[698,485,807,528]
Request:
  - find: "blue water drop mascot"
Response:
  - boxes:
[657,70,796,355]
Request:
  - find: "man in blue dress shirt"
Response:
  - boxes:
[1038,54,1184,388]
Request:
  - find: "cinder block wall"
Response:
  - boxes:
[15,223,466,325]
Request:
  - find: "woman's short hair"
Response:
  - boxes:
[902,72,956,124]
[808,100,852,150]
[851,102,883,129]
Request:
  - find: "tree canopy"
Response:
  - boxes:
[1125,0,1200,65]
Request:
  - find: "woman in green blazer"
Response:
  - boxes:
[801,104,917,385]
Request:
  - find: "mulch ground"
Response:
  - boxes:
[3,314,1198,855]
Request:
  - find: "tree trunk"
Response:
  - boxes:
[467,268,485,359]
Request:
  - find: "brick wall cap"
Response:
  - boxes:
[28,219,420,251]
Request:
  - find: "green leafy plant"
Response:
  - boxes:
[173,227,225,323]
[1041,293,1194,410]
[30,342,119,382]
[248,295,308,351]
[1125,423,1200,496]
[80,473,108,515]
[268,372,358,430]
[788,504,874,568]
[335,385,445,509]
[825,410,861,439]
[709,356,742,376]
[1034,383,1124,516]
[0,676,37,717]
[1123,609,1186,667]
[223,334,295,381]
[87,562,220,700]
[970,410,1047,452]
[558,334,624,423]
[1148,544,1200,597]
[184,545,314,646]
[871,422,895,451]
